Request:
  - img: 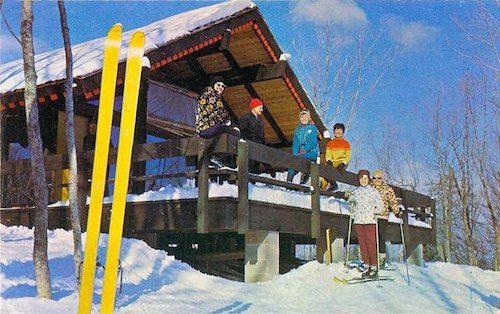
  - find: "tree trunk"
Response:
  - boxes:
[57,0,82,283]
[443,174,453,262]
[21,0,52,299]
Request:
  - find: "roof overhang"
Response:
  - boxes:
[1,4,327,146]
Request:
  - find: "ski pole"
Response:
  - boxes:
[375,216,381,287]
[399,207,410,286]
[344,216,353,268]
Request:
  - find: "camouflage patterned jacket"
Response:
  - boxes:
[372,182,400,216]
[195,87,230,133]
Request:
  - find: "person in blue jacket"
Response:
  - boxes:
[287,110,319,183]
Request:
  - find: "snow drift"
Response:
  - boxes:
[1,225,498,313]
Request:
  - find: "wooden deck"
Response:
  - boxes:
[0,197,433,245]
[0,133,435,280]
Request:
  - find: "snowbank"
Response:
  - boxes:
[0,225,498,313]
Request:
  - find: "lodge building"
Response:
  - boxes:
[0,1,434,282]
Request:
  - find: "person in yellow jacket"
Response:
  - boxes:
[321,123,351,191]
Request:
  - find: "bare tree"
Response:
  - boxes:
[451,2,500,74]
[424,73,497,269]
[57,0,82,283]
[452,1,500,270]
[20,0,52,298]
[291,24,401,130]
[371,124,423,192]
[429,95,453,263]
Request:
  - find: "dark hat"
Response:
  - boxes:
[210,75,225,87]
[333,123,345,132]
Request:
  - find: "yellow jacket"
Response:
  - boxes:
[325,137,351,167]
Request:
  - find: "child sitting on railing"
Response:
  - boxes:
[287,110,319,184]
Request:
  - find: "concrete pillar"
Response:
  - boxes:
[408,243,424,266]
[383,241,392,264]
[244,230,279,282]
[331,238,345,263]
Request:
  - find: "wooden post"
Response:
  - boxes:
[77,158,88,230]
[131,62,150,194]
[310,162,320,239]
[237,140,249,234]
[197,139,209,234]
[430,198,437,244]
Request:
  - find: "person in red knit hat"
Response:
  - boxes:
[239,98,274,176]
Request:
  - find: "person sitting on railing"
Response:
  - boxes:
[239,98,275,177]
[195,76,240,168]
[321,123,351,191]
[83,119,97,151]
[287,110,319,184]
[370,169,403,269]
[348,169,384,279]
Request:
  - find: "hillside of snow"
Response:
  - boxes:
[0,225,498,313]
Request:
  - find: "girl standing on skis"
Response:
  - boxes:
[348,170,384,279]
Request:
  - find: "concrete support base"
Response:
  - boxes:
[331,238,345,263]
[244,230,279,283]
[408,243,425,266]
[383,241,392,264]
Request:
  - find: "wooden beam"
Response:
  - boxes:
[254,62,287,82]
[132,65,151,194]
[245,140,310,173]
[197,140,209,234]
[310,162,320,239]
[248,174,310,193]
[237,140,249,234]
[430,198,437,244]
[219,28,232,51]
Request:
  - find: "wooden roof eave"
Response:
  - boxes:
[250,9,327,134]
[1,7,259,107]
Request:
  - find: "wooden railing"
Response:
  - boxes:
[0,133,435,242]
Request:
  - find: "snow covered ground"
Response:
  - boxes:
[1,225,498,313]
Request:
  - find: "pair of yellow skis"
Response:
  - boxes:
[78,24,145,314]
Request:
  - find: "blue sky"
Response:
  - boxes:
[1,0,492,170]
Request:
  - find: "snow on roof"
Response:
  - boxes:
[0,0,255,94]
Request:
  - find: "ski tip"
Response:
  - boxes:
[105,24,123,47]
[128,31,146,56]
[112,23,123,30]
[108,23,123,34]
[130,31,146,45]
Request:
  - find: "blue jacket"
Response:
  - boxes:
[292,123,319,161]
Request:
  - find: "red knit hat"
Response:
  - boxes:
[249,98,264,110]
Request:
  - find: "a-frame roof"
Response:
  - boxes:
[0,1,255,94]
[0,0,327,146]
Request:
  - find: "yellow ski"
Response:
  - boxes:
[100,31,145,314]
[79,23,122,314]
